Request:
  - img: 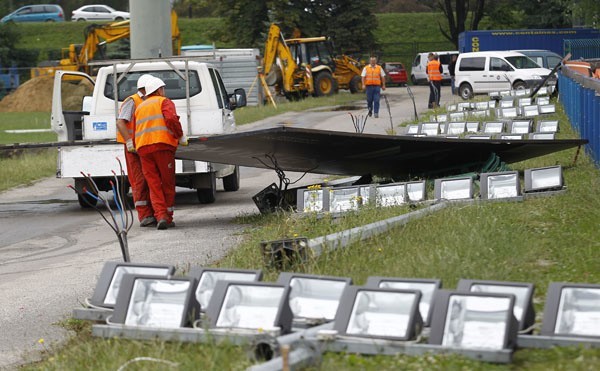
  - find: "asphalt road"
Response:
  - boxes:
[0,85,453,368]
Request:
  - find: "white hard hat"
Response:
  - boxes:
[136,74,154,90]
[144,76,166,95]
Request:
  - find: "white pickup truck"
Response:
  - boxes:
[51,59,246,208]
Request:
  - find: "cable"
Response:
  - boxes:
[116,357,179,371]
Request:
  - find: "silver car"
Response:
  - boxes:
[71,4,129,21]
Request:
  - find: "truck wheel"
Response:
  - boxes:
[411,74,418,85]
[223,166,240,192]
[197,172,216,204]
[459,83,473,100]
[349,76,362,94]
[314,72,335,96]
[513,81,527,91]
[78,193,97,208]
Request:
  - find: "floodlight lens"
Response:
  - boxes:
[346,291,417,337]
[289,278,347,320]
[555,287,600,336]
[531,167,562,190]
[511,121,531,134]
[406,182,425,202]
[124,279,190,328]
[440,178,471,200]
[484,122,503,134]
[447,122,465,135]
[216,285,284,329]
[471,284,528,321]
[302,189,323,212]
[377,184,406,206]
[330,188,360,212]
[442,295,511,350]
[105,266,171,306]
[486,173,519,199]
[407,125,419,134]
[196,271,257,309]
[380,281,436,323]
[539,121,558,132]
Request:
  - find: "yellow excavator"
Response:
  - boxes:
[31,10,181,78]
[262,24,364,100]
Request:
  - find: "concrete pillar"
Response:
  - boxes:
[130,0,173,58]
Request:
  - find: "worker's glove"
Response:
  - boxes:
[126,139,136,153]
[179,134,189,146]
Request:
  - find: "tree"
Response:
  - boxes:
[437,0,485,48]
[217,0,270,48]
[518,0,572,28]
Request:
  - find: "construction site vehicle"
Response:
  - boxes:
[31,11,181,78]
[333,54,364,93]
[51,58,247,207]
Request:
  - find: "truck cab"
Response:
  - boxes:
[51,59,246,207]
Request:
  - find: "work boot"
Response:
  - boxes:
[140,216,157,227]
[368,110,372,117]
[157,219,175,230]
[374,113,379,118]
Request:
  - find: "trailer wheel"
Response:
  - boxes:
[349,75,362,94]
[78,193,98,208]
[223,166,240,192]
[459,83,473,100]
[314,72,335,96]
[197,172,216,204]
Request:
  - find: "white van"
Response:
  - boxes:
[410,51,458,85]
[454,51,553,100]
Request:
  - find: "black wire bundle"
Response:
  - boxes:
[382,94,394,133]
[349,112,368,134]
[67,157,134,262]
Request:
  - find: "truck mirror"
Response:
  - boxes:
[229,88,247,110]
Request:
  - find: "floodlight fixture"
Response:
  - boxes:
[500,107,519,118]
[428,290,519,350]
[467,135,492,140]
[296,188,325,213]
[457,102,471,111]
[277,273,351,322]
[524,165,563,192]
[457,279,535,332]
[407,124,419,134]
[500,134,523,140]
[465,122,479,133]
[479,171,520,200]
[488,100,497,108]
[436,114,448,123]
[536,86,549,96]
[473,101,489,110]
[359,185,374,205]
[499,90,512,97]
[376,183,407,207]
[188,267,262,311]
[529,132,555,140]
[329,186,361,212]
[420,122,440,136]
[514,88,530,96]
[522,105,540,118]
[434,176,473,200]
[447,104,458,112]
[517,98,532,107]
[366,277,441,326]
[446,122,466,135]
[111,275,199,329]
[470,110,488,118]
[333,286,423,341]
[541,283,600,338]
[205,281,293,334]
[510,120,532,134]
[537,120,559,133]
[536,96,550,105]
[449,112,466,122]
[500,100,514,108]
[89,262,175,309]
[483,121,504,134]
[406,180,426,202]
[539,104,556,114]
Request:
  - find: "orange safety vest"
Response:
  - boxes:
[134,95,178,150]
[364,65,383,86]
[427,60,442,81]
[116,93,143,144]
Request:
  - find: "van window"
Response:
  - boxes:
[459,57,485,71]
[208,68,230,110]
[104,70,202,101]
[505,56,540,69]
[490,57,513,72]
[548,56,562,68]
[439,54,456,65]
[413,55,421,67]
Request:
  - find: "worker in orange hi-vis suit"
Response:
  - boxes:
[134,77,188,230]
[116,74,156,227]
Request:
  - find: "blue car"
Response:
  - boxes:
[1,4,65,23]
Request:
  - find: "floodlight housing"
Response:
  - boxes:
[522,105,540,118]
[420,123,440,136]
[436,114,448,123]
[333,286,423,341]
[406,180,426,202]
[537,120,559,133]
[449,112,466,122]
[536,96,550,105]
[188,267,262,311]
[514,88,531,96]
[500,100,514,108]
[470,110,488,118]
[446,122,466,135]
[473,101,489,110]
[329,186,361,212]
[376,183,407,206]
[539,104,556,114]
[366,277,441,326]
[407,124,419,134]
[502,107,519,118]
[89,262,175,309]
[529,132,555,140]
[457,102,471,111]
[541,282,600,338]
[488,100,497,108]
[517,98,532,107]
[111,275,199,328]
[510,120,532,134]
[205,281,293,334]
[296,188,325,213]
[479,171,520,200]
[457,279,535,332]
[483,121,504,134]
[524,165,563,192]
[277,272,352,322]
[435,177,473,200]
[465,122,479,133]
[536,86,549,95]
[428,290,519,350]
[447,104,458,112]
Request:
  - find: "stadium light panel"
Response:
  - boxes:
[188,267,262,311]
[541,283,600,338]
[435,177,473,200]
[479,171,520,200]
[524,166,563,192]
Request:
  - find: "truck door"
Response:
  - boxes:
[51,71,95,142]
[208,68,235,132]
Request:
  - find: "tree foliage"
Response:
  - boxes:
[437,0,485,48]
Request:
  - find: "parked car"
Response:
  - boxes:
[383,62,408,86]
[1,4,64,23]
[454,51,553,100]
[410,51,458,85]
[511,50,563,69]
[71,4,130,21]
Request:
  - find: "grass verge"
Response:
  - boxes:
[0,112,56,144]
[0,149,57,192]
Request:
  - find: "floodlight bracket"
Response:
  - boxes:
[72,307,112,322]
[517,334,600,349]
[260,237,310,269]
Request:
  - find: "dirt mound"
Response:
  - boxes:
[0,76,54,113]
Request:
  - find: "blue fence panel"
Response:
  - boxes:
[559,68,600,165]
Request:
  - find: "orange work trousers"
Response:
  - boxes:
[139,149,176,223]
[124,148,154,221]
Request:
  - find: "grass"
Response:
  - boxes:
[0,112,55,144]
[0,149,56,192]
[23,101,600,370]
